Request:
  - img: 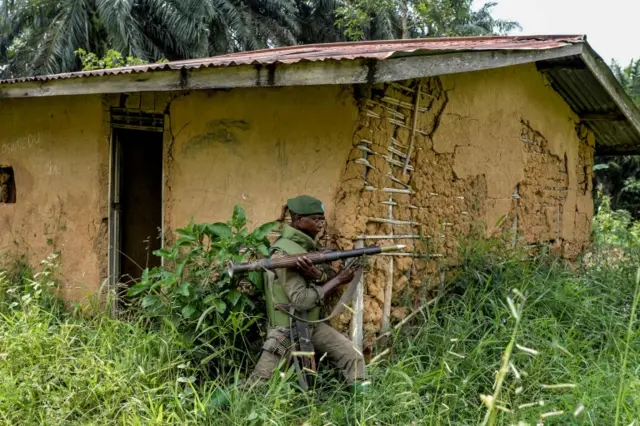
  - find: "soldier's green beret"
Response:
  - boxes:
[287,195,325,216]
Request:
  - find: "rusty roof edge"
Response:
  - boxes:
[580,44,640,144]
[0,43,587,99]
[139,34,586,64]
[386,35,585,58]
[0,34,586,86]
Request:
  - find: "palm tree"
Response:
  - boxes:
[0,0,300,78]
[295,0,344,45]
[1,0,522,78]
[611,59,640,105]
[206,0,299,54]
[335,0,520,42]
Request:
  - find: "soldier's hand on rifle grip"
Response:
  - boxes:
[296,256,325,282]
[335,267,355,285]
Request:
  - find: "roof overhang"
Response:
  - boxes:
[536,44,640,155]
[1,37,638,155]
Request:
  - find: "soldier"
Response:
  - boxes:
[250,195,367,391]
[208,195,368,409]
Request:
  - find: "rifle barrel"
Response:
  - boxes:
[228,244,405,277]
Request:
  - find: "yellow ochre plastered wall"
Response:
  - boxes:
[0,85,359,305]
[165,85,358,233]
[0,95,109,303]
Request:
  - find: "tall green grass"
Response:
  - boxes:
[0,241,638,425]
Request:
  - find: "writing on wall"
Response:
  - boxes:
[45,161,61,176]
[1,133,41,155]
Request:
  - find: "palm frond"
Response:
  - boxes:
[96,0,149,58]
[371,6,400,40]
[143,0,207,56]
[30,0,88,75]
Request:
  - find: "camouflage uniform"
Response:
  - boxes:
[251,224,365,385]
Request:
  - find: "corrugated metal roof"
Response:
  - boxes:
[0,35,584,85]
[0,34,638,154]
[537,52,640,154]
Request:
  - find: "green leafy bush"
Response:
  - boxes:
[0,253,61,314]
[593,193,640,247]
[74,48,165,71]
[127,206,278,372]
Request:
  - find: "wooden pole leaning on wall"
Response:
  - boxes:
[381,197,395,331]
[350,239,365,352]
[402,80,423,175]
[351,124,370,352]
[511,185,520,248]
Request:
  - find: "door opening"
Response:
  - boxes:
[110,127,163,302]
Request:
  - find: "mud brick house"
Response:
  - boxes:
[1,35,639,345]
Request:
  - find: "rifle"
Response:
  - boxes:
[227,244,405,277]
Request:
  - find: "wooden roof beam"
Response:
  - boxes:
[580,113,626,121]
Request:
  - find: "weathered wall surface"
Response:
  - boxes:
[0,65,595,320]
[0,95,108,302]
[438,64,595,257]
[0,86,357,305]
[165,86,358,233]
[331,63,595,343]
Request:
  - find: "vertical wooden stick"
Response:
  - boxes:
[361,149,369,180]
[381,196,394,331]
[557,200,562,241]
[351,239,365,351]
[511,185,520,247]
[402,80,423,175]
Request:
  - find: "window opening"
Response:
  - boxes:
[0,167,16,203]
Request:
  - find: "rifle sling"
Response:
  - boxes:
[291,308,315,390]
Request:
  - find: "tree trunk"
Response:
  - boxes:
[401,0,408,39]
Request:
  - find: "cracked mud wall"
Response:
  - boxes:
[0,95,108,303]
[437,64,594,255]
[331,78,488,338]
[331,63,595,341]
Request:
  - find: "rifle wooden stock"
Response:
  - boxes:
[227,244,405,277]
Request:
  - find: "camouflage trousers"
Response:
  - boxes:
[251,323,366,385]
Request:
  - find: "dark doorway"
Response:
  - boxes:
[115,128,163,287]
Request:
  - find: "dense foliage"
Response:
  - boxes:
[74,48,157,70]
[336,0,519,41]
[0,0,517,78]
[126,206,277,372]
[593,58,640,219]
[592,194,640,247]
[0,202,639,424]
